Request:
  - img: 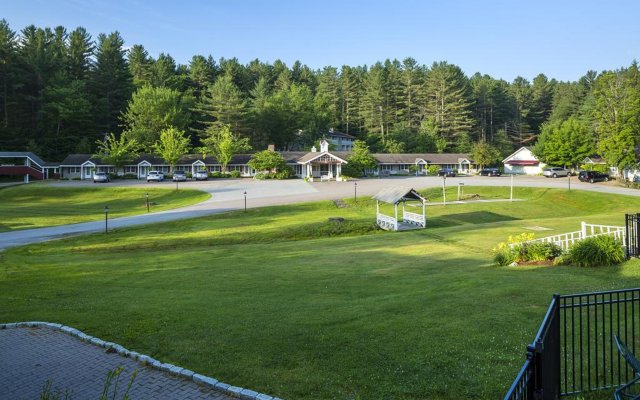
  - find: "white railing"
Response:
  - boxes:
[510,222,626,251]
[377,213,398,231]
[403,210,425,227]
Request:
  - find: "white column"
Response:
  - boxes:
[581,221,587,239]
[422,200,426,227]
[394,203,398,230]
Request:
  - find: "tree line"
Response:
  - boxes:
[0,19,638,174]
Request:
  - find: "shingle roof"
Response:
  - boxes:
[372,153,472,164]
[0,151,47,166]
[326,130,356,139]
[372,187,426,204]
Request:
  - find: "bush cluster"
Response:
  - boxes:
[568,235,625,267]
[254,166,295,180]
[493,232,625,268]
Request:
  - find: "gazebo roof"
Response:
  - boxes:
[372,187,426,204]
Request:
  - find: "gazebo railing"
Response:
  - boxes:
[377,213,398,231]
[403,210,425,227]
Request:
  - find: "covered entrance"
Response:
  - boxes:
[137,160,151,179]
[299,152,347,181]
[373,187,427,231]
[81,161,95,180]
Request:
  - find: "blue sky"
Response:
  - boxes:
[4,0,640,81]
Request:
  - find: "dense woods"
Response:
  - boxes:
[0,19,638,172]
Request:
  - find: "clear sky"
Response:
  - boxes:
[4,0,640,82]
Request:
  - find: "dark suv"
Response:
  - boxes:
[578,170,610,183]
[437,168,457,177]
[478,168,501,176]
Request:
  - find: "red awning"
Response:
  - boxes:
[505,160,539,166]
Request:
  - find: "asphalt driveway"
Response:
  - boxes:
[1,175,638,250]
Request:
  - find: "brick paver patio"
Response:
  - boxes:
[0,327,235,400]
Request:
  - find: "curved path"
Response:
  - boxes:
[1,176,638,250]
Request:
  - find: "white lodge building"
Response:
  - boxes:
[57,140,477,181]
[502,147,546,175]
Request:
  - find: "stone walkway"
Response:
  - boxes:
[0,327,235,400]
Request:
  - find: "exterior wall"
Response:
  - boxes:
[504,164,544,175]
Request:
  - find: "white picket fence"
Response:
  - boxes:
[511,222,626,251]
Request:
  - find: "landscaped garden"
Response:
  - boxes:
[0,184,210,232]
[2,187,640,399]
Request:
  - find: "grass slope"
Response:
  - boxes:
[2,187,640,399]
[0,184,210,231]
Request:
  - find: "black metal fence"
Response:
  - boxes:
[627,213,640,258]
[504,288,640,400]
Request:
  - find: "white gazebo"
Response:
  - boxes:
[373,187,427,231]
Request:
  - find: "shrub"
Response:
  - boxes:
[108,173,119,180]
[569,235,625,267]
[274,166,295,180]
[524,242,563,261]
[230,170,241,178]
[492,233,562,265]
[493,243,516,266]
[427,165,440,175]
[210,171,221,178]
[122,173,137,180]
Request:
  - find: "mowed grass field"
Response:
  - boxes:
[2,187,640,399]
[0,184,210,231]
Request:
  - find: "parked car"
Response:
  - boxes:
[578,170,610,183]
[543,167,571,178]
[437,168,457,177]
[193,170,208,181]
[478,168,502,177]
[92,172,110,183]
[172,170,187,182]
[146,171,164,182]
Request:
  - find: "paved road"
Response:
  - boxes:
[0,327,233,400]
[1,176,638,250]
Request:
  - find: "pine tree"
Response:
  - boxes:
[127,44,152,88]
[422,61,474,150]
[90,31,132,135]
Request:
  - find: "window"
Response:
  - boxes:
[381,164,393,171]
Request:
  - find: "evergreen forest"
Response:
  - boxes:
[0,19,638,172]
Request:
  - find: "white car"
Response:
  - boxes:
[92,172,110,183]
[193,170,208,181]
[147,171,164,182]
[543,167,571,178]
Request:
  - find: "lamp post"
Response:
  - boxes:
[244,191,247,213]
[442,175,447,205]
[146,193,149,213]
[104,205,109,233]
[568,172,571,191]
[354,181,358,202]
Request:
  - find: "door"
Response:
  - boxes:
[139,165,148,179]
[83,166,93,179]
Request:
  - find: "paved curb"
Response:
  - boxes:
[1,321,282,400]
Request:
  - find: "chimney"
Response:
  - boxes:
[329,127,334,133]
[267,144,275,152]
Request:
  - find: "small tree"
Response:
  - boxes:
[471,141,501,170]
[248,150,286,173]
[94,133,140,174]
[344,140,377,177]
[200,124,251,172]
[153,127,191,173]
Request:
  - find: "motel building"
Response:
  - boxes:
[1,141,478,182]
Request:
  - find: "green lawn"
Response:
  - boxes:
[2,187,640,399]
[0,184,211,231]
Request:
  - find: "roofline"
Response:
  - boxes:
[297,151,348,164]
[502,146,538,163]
